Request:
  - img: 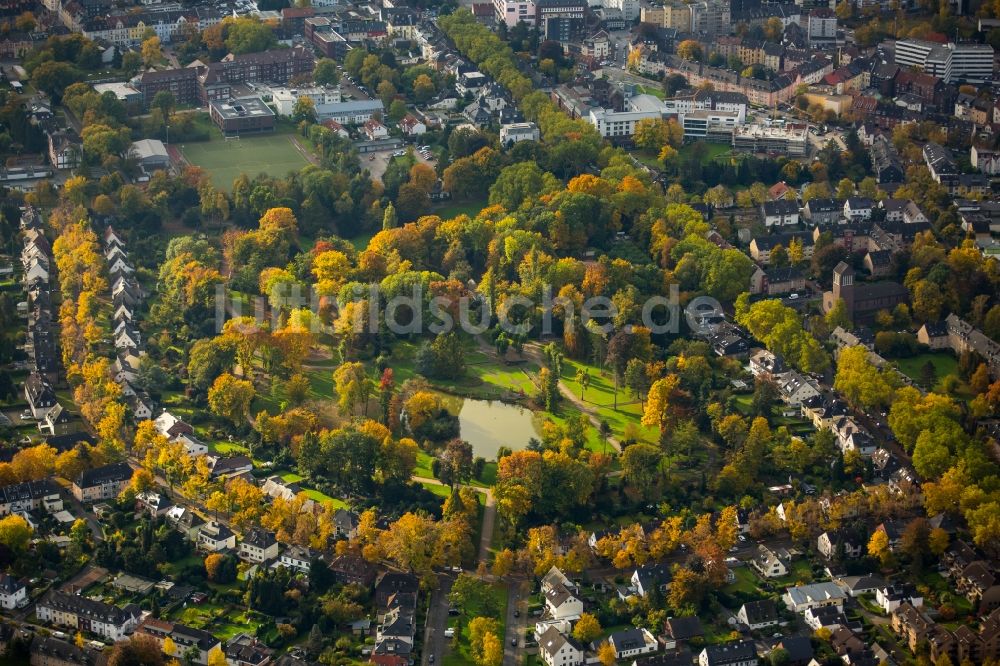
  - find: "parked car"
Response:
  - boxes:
[444,628,455,638]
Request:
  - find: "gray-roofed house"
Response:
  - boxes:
[539,626,584,666]
[737,599,779,630]
[239,527,280,564]
[71,461,133,502]
[608,628,657,659]
[663,616,703,649]
[698,640,758,666]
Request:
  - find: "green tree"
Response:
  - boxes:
[313,58,340,86]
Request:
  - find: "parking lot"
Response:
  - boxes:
[364,147,438,183]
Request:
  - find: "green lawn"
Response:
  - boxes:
[894,352,959,385]
[678,141,732,163]
[558,358,659,445]
[432,198,489,220]
[635,85,665,99]
[178,133,310,192]
[723,566,761,595]
[277,471,348,508]
[254,367,336,415]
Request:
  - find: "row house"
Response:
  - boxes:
[0,479,63,516]
[135,618,221,665]
[71,461,133,502]
[36,591,141,641]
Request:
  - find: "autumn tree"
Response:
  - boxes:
[207,373,255,426]
[572,613,602,643]
[597,642,616,666]
[0,515,32,552]
[677,40,703,61]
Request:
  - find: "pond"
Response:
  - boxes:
[457,398,539,460]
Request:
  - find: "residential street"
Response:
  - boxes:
[502,578,530,666]
[421,573,454,666]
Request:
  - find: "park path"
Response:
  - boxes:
[474,335,623,453]
[413,476,496,564]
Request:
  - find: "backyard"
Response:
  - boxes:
[177,133,311,192]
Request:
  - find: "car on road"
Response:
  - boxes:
[513,610,519,618]
[511,639,518,647]
[788,293,799,300]
[429,654,435,664]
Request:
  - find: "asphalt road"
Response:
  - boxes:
[422,573,455,666]
[502,579,531,666]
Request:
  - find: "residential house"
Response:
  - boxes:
[749,349,784,378]
[29,636,96,666]
[748,232,813,265]
[764,267,805,295]
[544,579,583,620]
[803,197,841,225]
[608,628,657,660]
[36,591,141,641]
[843,198,874,221]
[239,527,280,564]
[71,462,133,503]
[165,506,205,541]
[773,371,820,406]
[775,637,812,666]
[662,617,703,649]
[762,200,800,227]
[631,563,670,598]
[698,640,758,666]
[198,521,236,552]
[399,114,426,136]
[136,491,173,517]
[364,119,388,140]
[225,634,274,666]
[0,574,27,610]
[874,520,905,551]
[278,545,316,573]
[24,372,57,420]
[804,605,848,632]
[783,582,847,612]
[136,618,221,665]
[750,545,788,578]
[0,479,63,517]
[333,508,359,540]
[837,575,884,598]
[329,554,377,587]
[375,572,419,607]
[47,131,81,170]
[208,455,253,479]
[817,530,864,560]
[876,584,923,613]
[863,250,893,278]
[737,599,779,630]
[539,626,584,666]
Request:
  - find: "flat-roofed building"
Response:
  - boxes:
[209,97,275,136]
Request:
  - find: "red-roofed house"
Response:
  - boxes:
[400,114,426,136]
[364,119,388,140]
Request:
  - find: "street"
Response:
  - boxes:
[421,573,455,666]
[502,579,530,666]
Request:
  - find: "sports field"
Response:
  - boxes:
[177,134,310,192]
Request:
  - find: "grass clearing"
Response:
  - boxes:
[179,133,310,192]
[894,352,958,384]
[432,198,489,220]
